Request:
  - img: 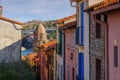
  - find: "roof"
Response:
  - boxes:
[86,0,120,11]
[59,20,76,29]
[0,16,24,27]
[70,0,76,2]
[39,40,56,50]
[27,53,37,60]
[94,0,120,10]
[57,14,76,23]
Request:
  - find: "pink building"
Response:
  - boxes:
[59,21,77,80]
[107,8,120,80]
[37,40,56,80]
[56,14,76,80]
[86,0,120,80]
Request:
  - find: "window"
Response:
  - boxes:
[72,68,75,80]
[67,33,70,47]
[72,32,75,47]
[96,23,101,38]
[96,14,101,20]
[114,46,118,67]
[96,59,101,80]
[76,27,80,45]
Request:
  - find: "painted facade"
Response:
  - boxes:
[56,14,76,80]
[108,10,120,80]
[86,0,120,80]
[56,23,64,80]
[38,40,56,80]
[70,0,90,80]
[0,16,23,63]
[60,21,77,80]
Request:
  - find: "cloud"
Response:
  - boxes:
[1,0,75,22]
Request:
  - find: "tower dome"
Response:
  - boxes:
[37,23,47,44]
[38,23,46,34]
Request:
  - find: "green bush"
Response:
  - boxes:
[0,61,36,80]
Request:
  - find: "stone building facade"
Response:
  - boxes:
[89,15,105,80]
[89,1,120,80]
[0,16,23,63]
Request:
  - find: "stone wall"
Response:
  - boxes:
[0,20,22,62]
[89,15,105,80]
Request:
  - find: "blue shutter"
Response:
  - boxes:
[78,53,84,80]
[81,3,84,46]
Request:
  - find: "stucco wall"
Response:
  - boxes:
[64,28,77,80]
[84,12,89,80]
[108,10,120,80]
[89,15,105,80]
[0,20,22,62]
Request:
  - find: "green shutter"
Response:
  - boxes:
[59,29,62,56]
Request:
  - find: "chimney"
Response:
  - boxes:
[0,6,2,16]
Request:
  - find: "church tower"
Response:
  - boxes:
[34,23,47,48]
[37,23,47,44]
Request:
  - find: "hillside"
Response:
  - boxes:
[23,20,57,30]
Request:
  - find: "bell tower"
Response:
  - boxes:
[36,23,47,46]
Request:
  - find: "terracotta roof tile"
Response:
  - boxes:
[85,1,104,11]
[59,20,76,29]
[27,53,37,60]
[39,40,56,49]
[57,14,76,23]
[94,0,120,10]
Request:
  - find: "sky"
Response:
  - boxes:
[1,0,76,22]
